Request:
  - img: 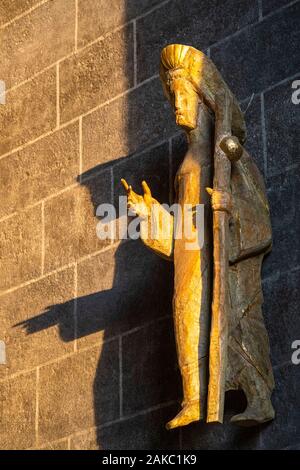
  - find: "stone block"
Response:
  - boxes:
[263,168,300,277]
[137,0,258,82]
[72,404,180,450]
[0,205,42,291]
[82,78,176,169]
[0,123,79,218]
[60,25,134,123]
[38,340,119,443]
[0,68,56,156]
[122,318,181,416]
[0,0,75,88]
[78,0,163,47]
[243,94,265,177]
[263,269,300,367]
[264,77,300,175]
[0,372,36,449]
[0,0,40,26]
[113,141,170,207]
[211,3,300,100]
[260,364,300,449]
[76,240,173,347]
[0,267,75,379]
[44,169,112,272]
[37,438,69,450]
[262,0,291,16]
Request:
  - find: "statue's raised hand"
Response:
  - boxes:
[121,178,154,220]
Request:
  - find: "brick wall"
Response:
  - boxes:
[0,0,299,450]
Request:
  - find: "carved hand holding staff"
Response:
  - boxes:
[121,44,275,429]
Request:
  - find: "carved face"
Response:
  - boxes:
[166,69,199,131]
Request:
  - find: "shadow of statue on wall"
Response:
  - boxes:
[14,158,260,450]
[15,160,182,449]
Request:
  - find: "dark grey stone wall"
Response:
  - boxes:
[97,0,299,450]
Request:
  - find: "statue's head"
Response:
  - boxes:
[160,44,205,131]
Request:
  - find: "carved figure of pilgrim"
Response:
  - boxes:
[121,45,275,429]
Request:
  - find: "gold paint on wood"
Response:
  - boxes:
[121,44,275,429]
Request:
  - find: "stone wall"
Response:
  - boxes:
[0,0,299,450]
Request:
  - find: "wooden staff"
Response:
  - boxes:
[206,91,241,424]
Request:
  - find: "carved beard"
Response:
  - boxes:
[175,110,197,131]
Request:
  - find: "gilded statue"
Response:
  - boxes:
[121,44,275,429]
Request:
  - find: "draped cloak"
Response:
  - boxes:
[142,103,274,418]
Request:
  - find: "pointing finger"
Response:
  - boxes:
[142,180,151,197]
[121,178,129,191]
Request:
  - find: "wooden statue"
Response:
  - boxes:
[121,44,275,428]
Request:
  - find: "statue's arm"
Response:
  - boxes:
[121,178,174,261]
[140,203,174,261]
